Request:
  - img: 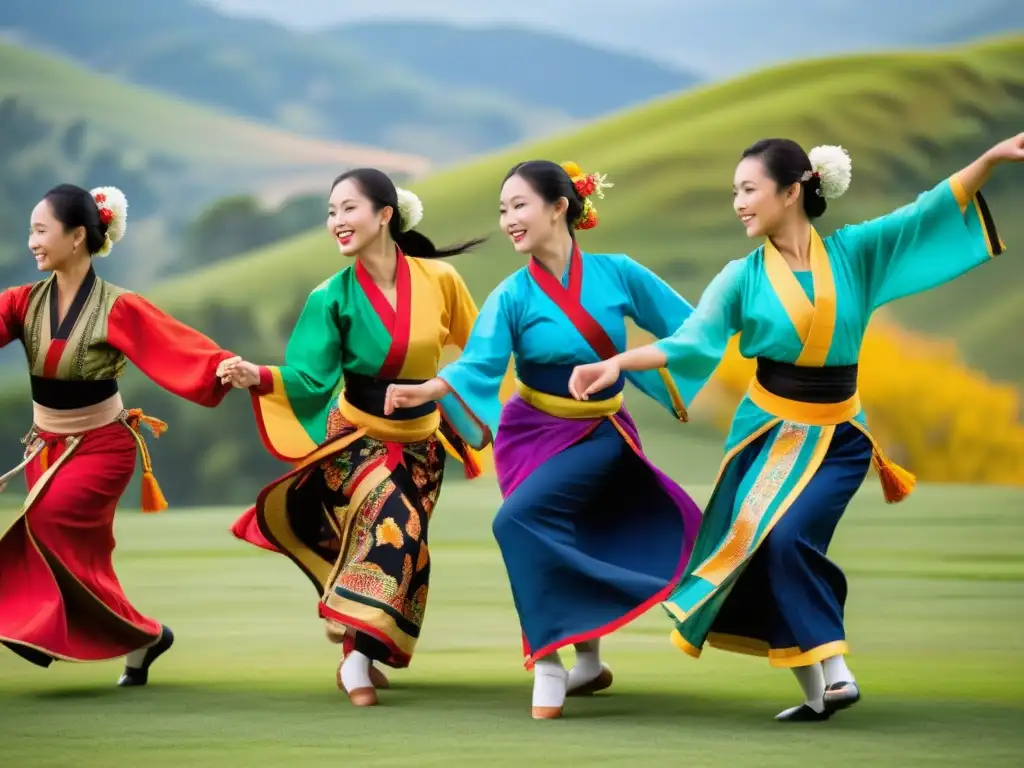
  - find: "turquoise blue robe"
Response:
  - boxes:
[437,247,703,667]
[653,175,1005,666]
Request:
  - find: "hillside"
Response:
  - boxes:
[152,35,1024,382]
[327,21,699,120]
[0,0,698,159]
[0,41,426,180]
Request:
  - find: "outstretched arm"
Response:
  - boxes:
[106,293,236,407]
[570,259,745,402]
[0,286,32,349]
[840,133,1019,309]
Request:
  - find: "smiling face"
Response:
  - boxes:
[498,173,568,255]
[28,199,84,272]
[326,177,391,257]
[732,156,800,238]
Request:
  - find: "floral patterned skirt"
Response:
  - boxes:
[248,410,446,669]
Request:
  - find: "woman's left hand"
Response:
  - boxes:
[384,383,431,415]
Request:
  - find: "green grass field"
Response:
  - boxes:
[149,35,1024,382]
[2,477,1022,767]
[0,40,428,179]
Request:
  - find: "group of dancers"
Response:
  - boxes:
[0,131,1019,721]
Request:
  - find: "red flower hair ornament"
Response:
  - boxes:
[560,161,613,231]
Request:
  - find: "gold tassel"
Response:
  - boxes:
[123,409,170,513]
[873,450,916,504]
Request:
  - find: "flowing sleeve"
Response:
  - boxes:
[433,262,494,476]
[833,175,1005,310]
[249,279,344,461]
[653,258,746,407]
[440,263,480,350]
[614,255,696,420]
[106,293,235,407]
[0,285,32,349]
[436,281,516,450]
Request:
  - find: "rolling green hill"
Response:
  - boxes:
[0,40,428,183]
[153,35,1024,382]
[0,39,428,289]
[1,0,699,160]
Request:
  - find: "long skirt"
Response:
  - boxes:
[492,394,703,668]
[0,422,162,667]
[232,407,445,668]
[663,420,873,666]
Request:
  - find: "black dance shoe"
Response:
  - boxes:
[774,703,834,722]
[116,625,175,687]
[823,680,861,712]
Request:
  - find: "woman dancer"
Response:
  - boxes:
[568,134,1020,720]
[220,168,486,707]
[383,160,704,719]
[0,184,239,685]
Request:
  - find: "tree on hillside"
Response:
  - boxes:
[173,193,323,273]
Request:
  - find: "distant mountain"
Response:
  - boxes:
[925,1,1024,44]
[202,0,1023,75]
[327,21,696,121]
[0,0,699,160]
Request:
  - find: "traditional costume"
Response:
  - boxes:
[230,248,483,691]
[437,242,704,716]
[0,267,236,682]
[652,172,1003,715]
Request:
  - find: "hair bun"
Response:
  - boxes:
[89,186,129,256]
[395,187,423,232]
[806,145,851,199]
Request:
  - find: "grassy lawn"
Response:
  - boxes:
[2,481,1022,766]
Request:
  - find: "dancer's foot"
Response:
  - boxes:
[532,659,568,719]
[336,658,390,691]
[775,702,833,722]
[339,650,378,707]
[566,662,613,696]
[117,625,174,687]
[823,681,861,712]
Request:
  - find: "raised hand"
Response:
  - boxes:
[568,359,621,400]
[985,132,1024,165]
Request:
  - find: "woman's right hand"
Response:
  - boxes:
[216,357,261,388]
[568,359,621,400]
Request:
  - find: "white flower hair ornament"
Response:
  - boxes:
[395,187,423,232]
[802,145,852,199]
[90,186,129,256]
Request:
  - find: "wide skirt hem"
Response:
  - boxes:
[318,602,413,669]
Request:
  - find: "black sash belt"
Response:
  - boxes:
[343,372,436,421]
[30,376,119,410]
[754,358,857,405]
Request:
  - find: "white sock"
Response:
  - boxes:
[125,646,148,669]
[340,650,373,692]
[125,633,161,669]
[822,654,855,686]
[532,653,568,709]
[791,663,826,712]
[568,640,603,689]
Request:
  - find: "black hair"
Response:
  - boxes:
[42,184,108,255]
[331,168,486,258]
[502,160,584,235]
[741,138,827,219]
